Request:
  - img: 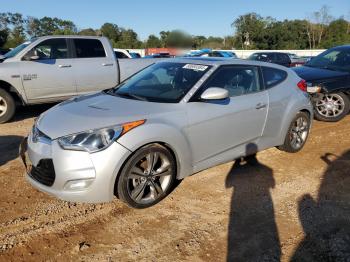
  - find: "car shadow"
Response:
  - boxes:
[225,143,280,262]
[10,104,55,123]
[0,135,24,166]
[291,151,350,261]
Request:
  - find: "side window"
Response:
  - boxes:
[74,39,106,58]
[262,67,287,88]
[30,38,68,59]
[202,66,261,97]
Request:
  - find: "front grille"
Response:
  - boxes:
[29,159,56,186]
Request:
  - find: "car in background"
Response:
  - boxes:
[248,52,292,67]
[114,49,141,59]
[130,52,141,58]
[22,58,312,208]
[0,48,10,55]
[144,52,173,58]
[186,49,237,58]
[293,45,350,122]
[288,53,307,67]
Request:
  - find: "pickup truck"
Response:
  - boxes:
[0,35,158,123]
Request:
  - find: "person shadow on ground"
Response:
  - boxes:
[225,143,281,262]
[0,135,24,166]
[291,150,350,261]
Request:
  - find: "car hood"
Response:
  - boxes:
[292,66,349,82]
[37,92,183,139]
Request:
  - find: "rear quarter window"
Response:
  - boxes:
[74,39,106,58]
[262,67,287,88]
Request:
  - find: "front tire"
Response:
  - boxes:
[313,92,350,122]
[0,89,16,124]
[278,111,311,153]
[117,144,176,209]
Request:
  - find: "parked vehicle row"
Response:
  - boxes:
[20,58,313,208]
[0,36,163,123]
[185,49,238,58]
[114,48,141,59]
[0,35,347,209]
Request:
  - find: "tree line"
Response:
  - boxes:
[0,6,349,50]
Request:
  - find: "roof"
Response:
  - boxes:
[33,35,106,40]
[162,57,288,70]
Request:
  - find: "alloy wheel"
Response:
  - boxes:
[126,151,173,205]
[289,116,309,150]
[315,94,345,118]
[0,96,7,117]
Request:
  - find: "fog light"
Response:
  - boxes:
[64,179,94,191]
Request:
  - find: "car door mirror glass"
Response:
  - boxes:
[200,87,229,100]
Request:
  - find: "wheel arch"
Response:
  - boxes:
[113,141,182,198]
[0,80,25,105]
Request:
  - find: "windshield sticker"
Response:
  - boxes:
[183,64,208,71]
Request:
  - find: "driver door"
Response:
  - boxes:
[185,65,268,171]
[20,38,76,102]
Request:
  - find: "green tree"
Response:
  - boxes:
[78,28,98,36]
[232,13,268,49]
[0,29,8,47]
[100,23,120,45]
[192,35,207,49]
[322,19,350,48]
[115,28,142,48]
[145,34,162,48]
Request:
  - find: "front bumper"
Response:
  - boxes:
[20,134,132,203]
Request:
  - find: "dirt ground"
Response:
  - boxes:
[0,105,349,262]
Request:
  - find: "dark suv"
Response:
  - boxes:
[248,52,292,67]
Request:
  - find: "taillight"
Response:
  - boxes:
[297,79,307,92]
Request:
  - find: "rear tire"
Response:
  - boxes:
[278,111,310,153]
[0,89,16,123]
[313,92,350,122]
[117,144,176,209]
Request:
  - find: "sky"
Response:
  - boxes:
[2,0,350,40]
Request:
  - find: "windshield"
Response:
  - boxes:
[109,62,211,103]
[4,40,35,59]
[305,48,350,72]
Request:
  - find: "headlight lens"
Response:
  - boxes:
[58,120,145,153]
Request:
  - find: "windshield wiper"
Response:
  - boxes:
[115,92,148,101]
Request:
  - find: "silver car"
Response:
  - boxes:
[21,58,313,208]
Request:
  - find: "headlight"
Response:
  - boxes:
[58,120,145,153]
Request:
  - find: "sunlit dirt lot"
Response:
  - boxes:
[0,105,349,261]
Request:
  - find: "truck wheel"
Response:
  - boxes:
[313,92,350,122]
[278,111,310,153]
[0,89,16,123]
[117,144,176,209]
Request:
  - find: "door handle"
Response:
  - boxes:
[58,64,72,68]
[102,63,114,66]
[256,103,267,110]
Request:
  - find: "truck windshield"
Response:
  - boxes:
[305,48,350,72]
[4,40,35,59]
[109,62,211,103]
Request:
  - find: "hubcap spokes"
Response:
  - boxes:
[316,94,344,118]
[128,152,172,204]
[0,97,7,117]
[290,117,308,149]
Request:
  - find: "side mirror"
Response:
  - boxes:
[200,87,229,101]
[22,50,39,61]
[28,55,39,61]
